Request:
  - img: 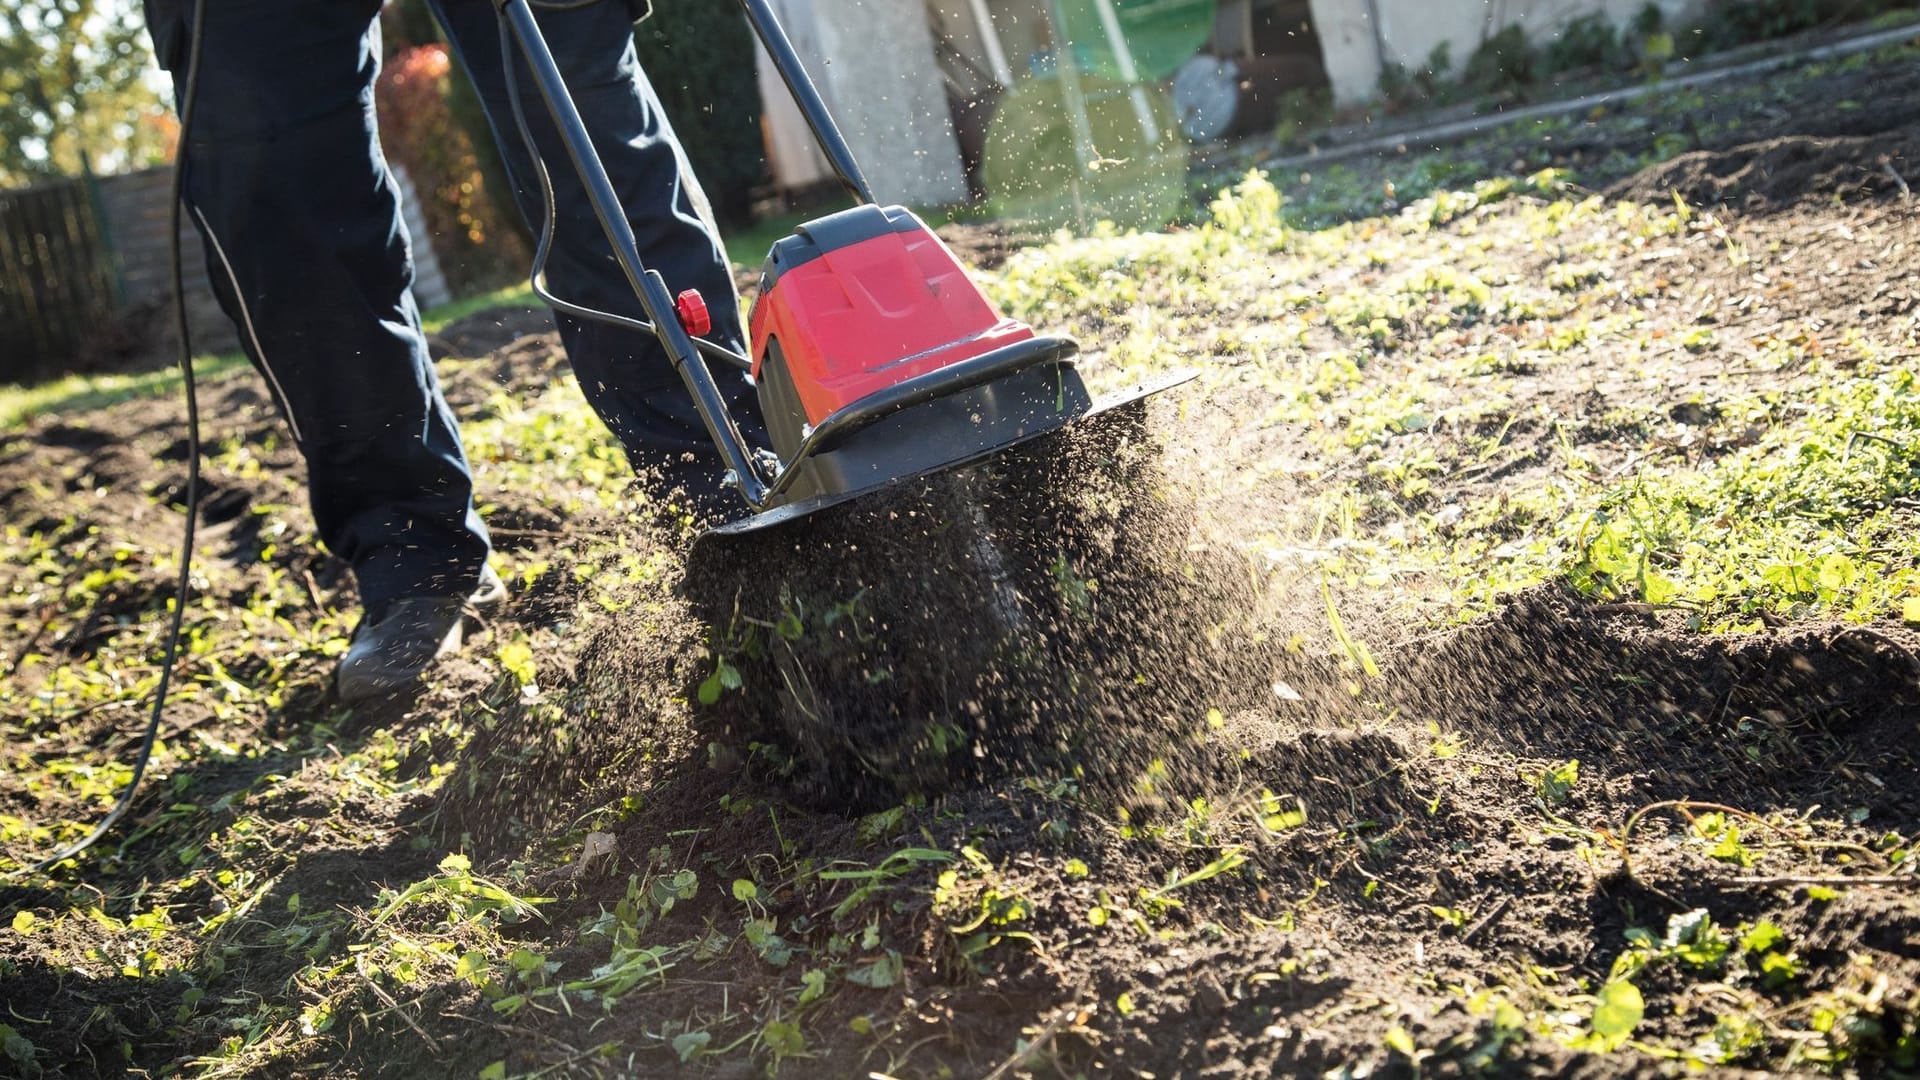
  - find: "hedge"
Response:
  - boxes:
[631,2,768,228]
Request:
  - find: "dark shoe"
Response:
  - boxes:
[336,565,506,703]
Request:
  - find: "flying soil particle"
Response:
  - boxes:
[675,401,1288,809]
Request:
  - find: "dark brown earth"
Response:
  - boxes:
[1245,36,1920,226]
[4,56,1920,1080]
[1599,54,1920,210]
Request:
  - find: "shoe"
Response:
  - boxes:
[335,565,506,703]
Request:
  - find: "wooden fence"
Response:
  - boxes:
[2,165,453,388]
[0,177,122,384]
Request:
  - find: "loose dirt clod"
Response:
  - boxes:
[673,403,1278,808]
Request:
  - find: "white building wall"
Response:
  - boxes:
[1308,0,1695,103]
[755,2,834,191]
[756,0,971,206]
[767,0,1698,183]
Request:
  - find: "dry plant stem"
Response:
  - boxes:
[1826,624,1920,672]
[300,567,327,612]
[1618,799,1902,898]
[980,1002,1084,1080]
[363,978,440,1052]
[1884,158,1913,199]
[1731,874,1917,888]
[881,1032,956,1072]
[1461,894,1513,943]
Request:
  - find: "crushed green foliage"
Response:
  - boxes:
[5,53,1920,1077]
[986,166,1920,630]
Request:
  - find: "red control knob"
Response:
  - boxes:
[674,289,711,338]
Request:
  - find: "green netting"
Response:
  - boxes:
[983,75,1188,232]
[1053,0,1218,82]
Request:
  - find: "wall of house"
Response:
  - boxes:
[1308,0,1694,103]
[756,0,970,206]
[766,0,1697,200]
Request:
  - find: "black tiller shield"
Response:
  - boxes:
[694,369,1197,546]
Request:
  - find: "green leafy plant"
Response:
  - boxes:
[1532,759,1580,808]
[1378,43,1456,112]
[1589,979,1644,1048]
[375,853,547,927]
[374,44,527,293]
[1463,26,1538,97]
[1544,13,1629,75]
[630,4,767,227]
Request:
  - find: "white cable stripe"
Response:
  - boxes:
[190,204,305,443]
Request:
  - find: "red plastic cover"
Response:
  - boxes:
[749,223,1036,425]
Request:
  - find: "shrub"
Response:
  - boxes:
[1628,4,1677,75]
[1463,24,1538,96]
[1274,86,1335,144]
[1544,13,1628,75]
[1698,0,1827,47]
[1377,43,1455,113]
[1630,2,1667,38]
[630,3,767,228]
[375,44,528,295]
[1696,0,1909,49]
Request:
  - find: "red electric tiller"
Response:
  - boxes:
[494,0,1190,537]
[15,0,1197,877]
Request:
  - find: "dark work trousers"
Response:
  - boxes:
[144,0,766,610]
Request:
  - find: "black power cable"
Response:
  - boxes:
[10,0,208,880]
[8,0,674,882]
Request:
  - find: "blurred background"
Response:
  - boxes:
[2,0,1910,386]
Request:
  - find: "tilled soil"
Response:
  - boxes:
[4,61,1920,1080]
[1246,32,1920,223]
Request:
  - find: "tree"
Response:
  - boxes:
[0,0,171,187]
[382,0,532,257]
[385,0,766,229]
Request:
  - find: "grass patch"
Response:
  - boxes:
[722,208,817,266]
[4,53,1918,1076]
[421,283,539,333]
[1571,358,1920,629]
[0,285,538,432]
[0,352,253,432]
[988,163,1919,628]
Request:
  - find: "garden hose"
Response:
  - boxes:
[9,0,207,880]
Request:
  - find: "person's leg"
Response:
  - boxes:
[427,0,767,499]
[143,0,490,608]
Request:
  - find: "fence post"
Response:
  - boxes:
[81,163,126,309]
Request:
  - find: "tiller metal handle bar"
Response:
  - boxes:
[497,0,767,504]
[738,0,877,206]
[493,0,885,509]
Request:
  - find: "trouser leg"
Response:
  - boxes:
[142,0,489,608]
[428,0,768,492]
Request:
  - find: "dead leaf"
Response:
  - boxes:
[574,831,619,880]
